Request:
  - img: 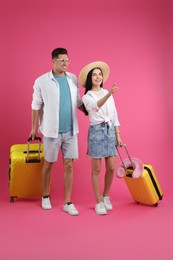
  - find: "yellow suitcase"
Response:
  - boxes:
[116,144,163,206]
[9,137,44,202]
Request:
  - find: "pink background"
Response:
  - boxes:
[1,0,172,196]
[0,0,173,259]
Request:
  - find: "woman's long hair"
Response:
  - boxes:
[83,68,103,116]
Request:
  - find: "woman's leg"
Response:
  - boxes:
[91,158,102,203]
[103,156,116,197]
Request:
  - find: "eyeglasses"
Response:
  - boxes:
[54,58,70,63]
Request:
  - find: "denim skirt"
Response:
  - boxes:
[87,122,117,158]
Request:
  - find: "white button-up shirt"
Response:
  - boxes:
[82,89,120,126]
[31,70,83,138]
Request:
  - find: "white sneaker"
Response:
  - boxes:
[42,197,52,210]
[95,202,107,215]
[102,196,113,210]
[63,203,79,216]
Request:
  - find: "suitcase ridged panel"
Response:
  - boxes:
[9,144,44,198]
[124,164,163,206]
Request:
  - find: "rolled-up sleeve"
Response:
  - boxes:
[82,90,120,127]
[77,87,83,108]
[109,96,120,127]
[31,79,43,110]
[82,95,99,113]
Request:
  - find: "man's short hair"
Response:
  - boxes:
[51,48,68,59]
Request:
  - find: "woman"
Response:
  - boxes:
[79,61,122,215]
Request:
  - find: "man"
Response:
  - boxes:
[30,48,83,216]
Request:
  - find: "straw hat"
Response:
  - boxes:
[79,61,110,87]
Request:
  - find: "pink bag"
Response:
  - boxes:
[116,144,144,179]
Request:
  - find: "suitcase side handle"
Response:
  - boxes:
[26,136,42,163]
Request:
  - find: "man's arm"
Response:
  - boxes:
[30,109,40,140]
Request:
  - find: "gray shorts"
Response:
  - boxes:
[87,122,117,158]
[43,132,78,162]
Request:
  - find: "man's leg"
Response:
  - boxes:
[62,133,79,215]
[41,160,54,210]
[63,158,79,215]
[42,160,54,196]
[63,158,73,204]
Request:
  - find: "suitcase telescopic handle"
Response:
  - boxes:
[116,144,134,170]
[26,136,42,162]
[27,136,42,142]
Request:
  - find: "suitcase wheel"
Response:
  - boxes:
[160,195,163,200]
[10,196,15,203]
